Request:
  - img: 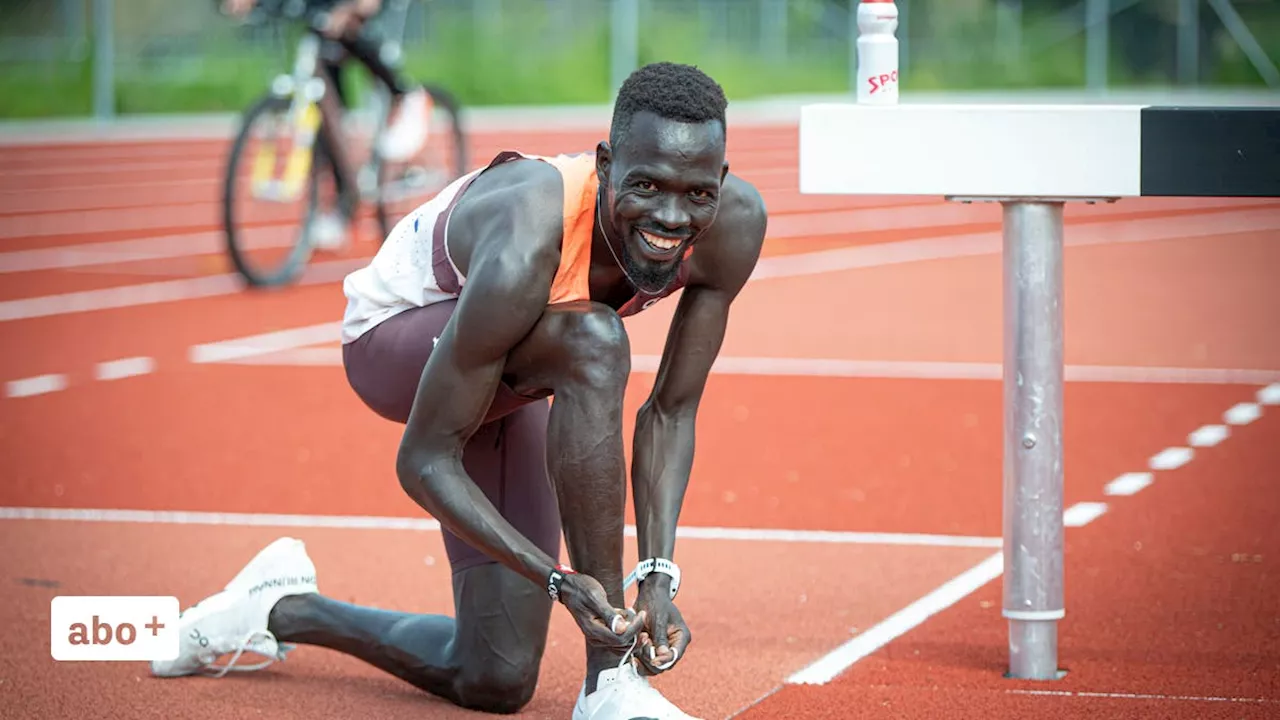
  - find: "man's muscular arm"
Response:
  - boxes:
[630,179,767,666]
[394,168,564,587]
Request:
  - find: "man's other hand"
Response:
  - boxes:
[633,578,690,675]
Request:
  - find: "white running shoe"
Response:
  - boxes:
[150,537,319,678]
[309,210,349,251]
[572,657,703,720]
[377,87,431,163]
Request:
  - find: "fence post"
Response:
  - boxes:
[1177,0,1199,85]
[761,0,787,62]
[610,0,640,98]
[92,0,115,119]
[1084,0,1109,92]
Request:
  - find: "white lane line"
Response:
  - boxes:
[786,551,1004,685]
[5,374,69,398]
[669,525,1000,548]
[94,356,155,381]
[0,274,241,322]
[0,157,222,180]
[0,258,365,322]
[189,323,342,363]
[3,205,1277,320]
[0,201,226,240]
[0,227,295,274]
[1259,383,1280,406]
[0,506,1001,548]
[1149,447,1194,471]
[1063,502,1109,528]
[226,347,342,366]
[1223,402,1263,426]
[1060,364,1280,385]
[1007,689,1278,704]
[1103,472,1154,497]
[196,338,1280,387]
[1187,424,1230,447]
[749,207,1280,281]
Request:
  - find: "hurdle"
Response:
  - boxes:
[799,0,1279,682]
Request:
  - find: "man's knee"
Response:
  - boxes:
[557,303,630,390]
[454,660,539,714]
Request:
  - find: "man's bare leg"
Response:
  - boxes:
[266,401,555,714]
[502,301,635,692]
[267,563,549,713]
[265,301,634,706]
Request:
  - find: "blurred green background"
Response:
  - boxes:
[1,0,1277,119]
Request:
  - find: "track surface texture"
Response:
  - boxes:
[1,117,1278,720]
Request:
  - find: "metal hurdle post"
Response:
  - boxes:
[984,195,1077,680]
[923,194,1079,680]
[994,198,1069,680]
[852,0,1074,680]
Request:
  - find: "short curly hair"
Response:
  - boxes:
[609,62,728,149]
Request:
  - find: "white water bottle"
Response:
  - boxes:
[856,0,900,104]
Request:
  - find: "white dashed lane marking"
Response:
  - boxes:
[95,356,155,381]
[4,357,156,399]
[1259,383,1280,405]
[1224,402,1262,426]
[1187,424,1230,447]
[1104,472,1154,497]
[1087,390,1271,528]
[5,374,68,398]
[1149,447,1195,471]
[1063,502,1109,528]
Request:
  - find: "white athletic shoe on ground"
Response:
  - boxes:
[150,537,319,678]
[309,210,349,251]
[377,86,431,162]
[572,657,704,720]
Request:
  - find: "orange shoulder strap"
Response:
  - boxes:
[540,153,599,305]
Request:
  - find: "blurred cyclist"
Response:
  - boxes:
[222,0,431,163]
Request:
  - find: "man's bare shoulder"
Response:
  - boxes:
[719,173,768,234]
[687,172,768,292]
[446,157,566,280]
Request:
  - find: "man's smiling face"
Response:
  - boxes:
[598,110,728,294]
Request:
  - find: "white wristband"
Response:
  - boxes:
[631,557,681,599]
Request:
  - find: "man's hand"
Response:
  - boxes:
[322,0,382,37]
[559,572,648,656]
[633,577,691,675]
[221,0,256,19]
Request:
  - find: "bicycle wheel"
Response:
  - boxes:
[222,92,333,288]
[372,82,469,241]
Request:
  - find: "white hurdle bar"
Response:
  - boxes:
[797,99,1280,681]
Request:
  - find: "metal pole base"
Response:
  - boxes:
[946,195,1118,682]
[1006,619,1067,680]
[1001,199,1067,682]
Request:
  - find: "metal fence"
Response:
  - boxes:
[1,0,1277,119]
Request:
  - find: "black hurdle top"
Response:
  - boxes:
[1140,106,1280,198]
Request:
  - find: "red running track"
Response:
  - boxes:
[0,121,1278,719]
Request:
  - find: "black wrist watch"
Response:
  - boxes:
[546,563,576,603]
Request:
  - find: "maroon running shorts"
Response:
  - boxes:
[342,300,562,575]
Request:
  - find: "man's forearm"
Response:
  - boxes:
[631,401,697,562]
[397,451,557,586]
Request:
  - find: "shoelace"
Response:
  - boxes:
[201,628,291,678]
[616,634,640,673]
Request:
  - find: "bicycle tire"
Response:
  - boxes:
[374,82,469,241]
[222,92,329,288]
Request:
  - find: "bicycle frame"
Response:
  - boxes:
[249,2,414,212]
[249,30,330,203]
[244,0,435,220]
